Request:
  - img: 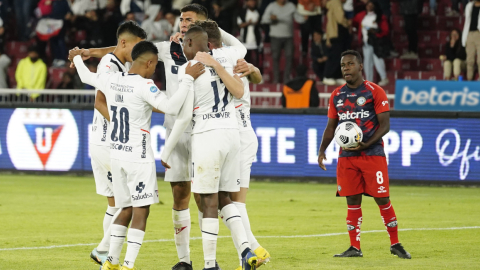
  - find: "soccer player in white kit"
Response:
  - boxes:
[161,26,257,270]
[67,5,246,269]
[188,20,271,269]
[73,41,204,270]
[88,21,147,266]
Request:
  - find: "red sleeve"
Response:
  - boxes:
[327,88,339,119]
[376,15,389,38]
[371,84,390,114]
[352,12,363,29]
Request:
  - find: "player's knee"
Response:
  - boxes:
[346,195,362,205]
[374,197,390,206]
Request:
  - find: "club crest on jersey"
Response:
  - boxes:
[150,86,158,93]
[357,96,366,106]
[6,108,79,171]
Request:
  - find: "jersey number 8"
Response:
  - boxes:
[110,106,130,143]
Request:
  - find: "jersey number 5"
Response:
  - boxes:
[110,106,130,143]
[211,79,229,112]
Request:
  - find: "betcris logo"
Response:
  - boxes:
[395,80,480,111]
[6,108,79,171]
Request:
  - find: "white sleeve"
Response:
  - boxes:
[73,55,107,90]
[160,91,194,163]
[141,77,194,115]
[220,28,247,59]
[154,41,170,62]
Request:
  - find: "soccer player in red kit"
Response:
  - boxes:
[318,50,411,259]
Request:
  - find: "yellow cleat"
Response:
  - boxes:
[101,261,120,270]
[120,266,138,270]
[254,246,271,267]
[235,266,242,270]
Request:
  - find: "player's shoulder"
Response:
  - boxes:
[331,84,346,97]
[98,53,124,73]
[364,80,386,94]
[136,77,159,93]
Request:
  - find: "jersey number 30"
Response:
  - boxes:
[110,106,130,143]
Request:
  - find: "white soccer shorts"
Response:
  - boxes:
[111,159,159,208]
[164,128,192,182]
[239,129,258,188]
[191,129,241,194]
[90,144,114,197]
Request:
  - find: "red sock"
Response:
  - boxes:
[346,205,362,250]
[379,201,399,245]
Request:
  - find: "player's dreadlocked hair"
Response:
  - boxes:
[191,20,221,48]
[116,20,147,40]
[131,41,159,61]
[341,50,363,64]
[180,3,208,19]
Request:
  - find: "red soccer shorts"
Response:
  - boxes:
[336,155,390,197]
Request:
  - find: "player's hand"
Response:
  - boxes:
[194,52,219,68]
[170,32,183,44]
[234,59,254,78]
[161,160,171,169]
[185,62,205,80]
[68,47,91,68]
[318,152,327,171]
[343,142,369,152]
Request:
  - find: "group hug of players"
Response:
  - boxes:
[69,3,411,270]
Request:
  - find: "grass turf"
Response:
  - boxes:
[0,174,479,269]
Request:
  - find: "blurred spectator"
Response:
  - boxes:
[65,67,84,89]
[212,0,237,33]
[440,29,466,80]
[462,0,480,81]
[343,0,354,19]
[57,72,74,89]
[173,0,193,11]
[429,0,437,16]
[399,0,420,59]
[323,0,349,85]
[15,46,47,99]
[45,0,73,67]
[237,0,261,67]
[310,29,327,81]
[281,64,319,108]
[448,0,469,16]
[70,0,108,16]
[165,10,180,33]
[297,0,322,56]
[14,0,36,41]
[76,9,105,48]
[261,0,297,83]
[102,0,125,46]
[353,0,389,86]
[0,15,5,50]
[142,6,172,42]
[0,47,10,88]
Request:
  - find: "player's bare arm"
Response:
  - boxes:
[344,111,390,152]
[234,59,262,83]
[94,90,110,121]
[194,51,244,98]
[68,46,116,67]
[318,117,339,170]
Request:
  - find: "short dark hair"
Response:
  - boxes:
[131,41,159,61]
[185,25,207,38]
[180,3,208,19]
[27,45,39,54]
[192,20,221,47]
[341,50,363,64]
[117,21,147,40]
[296,64,308,77]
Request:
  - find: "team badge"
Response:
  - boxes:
[338,185,342,191]
[356,96,366,106]
[6,108,79,171]
[150,86,158,93]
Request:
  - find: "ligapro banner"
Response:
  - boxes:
[0,108,479,181]
[395,80,480,111]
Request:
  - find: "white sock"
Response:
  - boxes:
[107,224,127,265]
[97,207,121,252]
[173,208,191,263]
[220,204,250,255]
[220,210,242,265]
[123,228,145,268]
[198,211,203,230]
[201,218,218,269]
[233,201,260,250]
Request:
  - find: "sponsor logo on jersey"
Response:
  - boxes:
[347,224,355,231]
[378,186,387,193]
[336,99,344,107]
[382,100,388,106]
[110,83,133,93]
[141,133,147,158]
[150,86,158,93]
[215,57,227,64]
[110,143,133,152]
[347,94,357,97]
[101,118,108,142]
[202,111,231,120]
[338,110,370,120]
[132,182,153,201]
[107,171,112,182]
[6,108,79,171]
[136,182,145,193]
[357,96,366,106]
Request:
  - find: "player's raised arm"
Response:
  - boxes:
[219,27,247,59]
[73,55,102,89]
[195,52,244,98]
[68,47,116,68]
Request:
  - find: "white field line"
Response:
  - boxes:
[1,226,479,252]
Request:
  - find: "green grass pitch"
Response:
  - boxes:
[0,174,479,269]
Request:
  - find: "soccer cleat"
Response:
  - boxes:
[215,261,222,270]
[390,243,412,259]
[254,246,271,267]
[90,248,108,265]
[172,261,193,270]
[120,266,138,270]
[242,250,258,270]
[235,266,242,270]
[334,246,363,257]
[100,261,120,270]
